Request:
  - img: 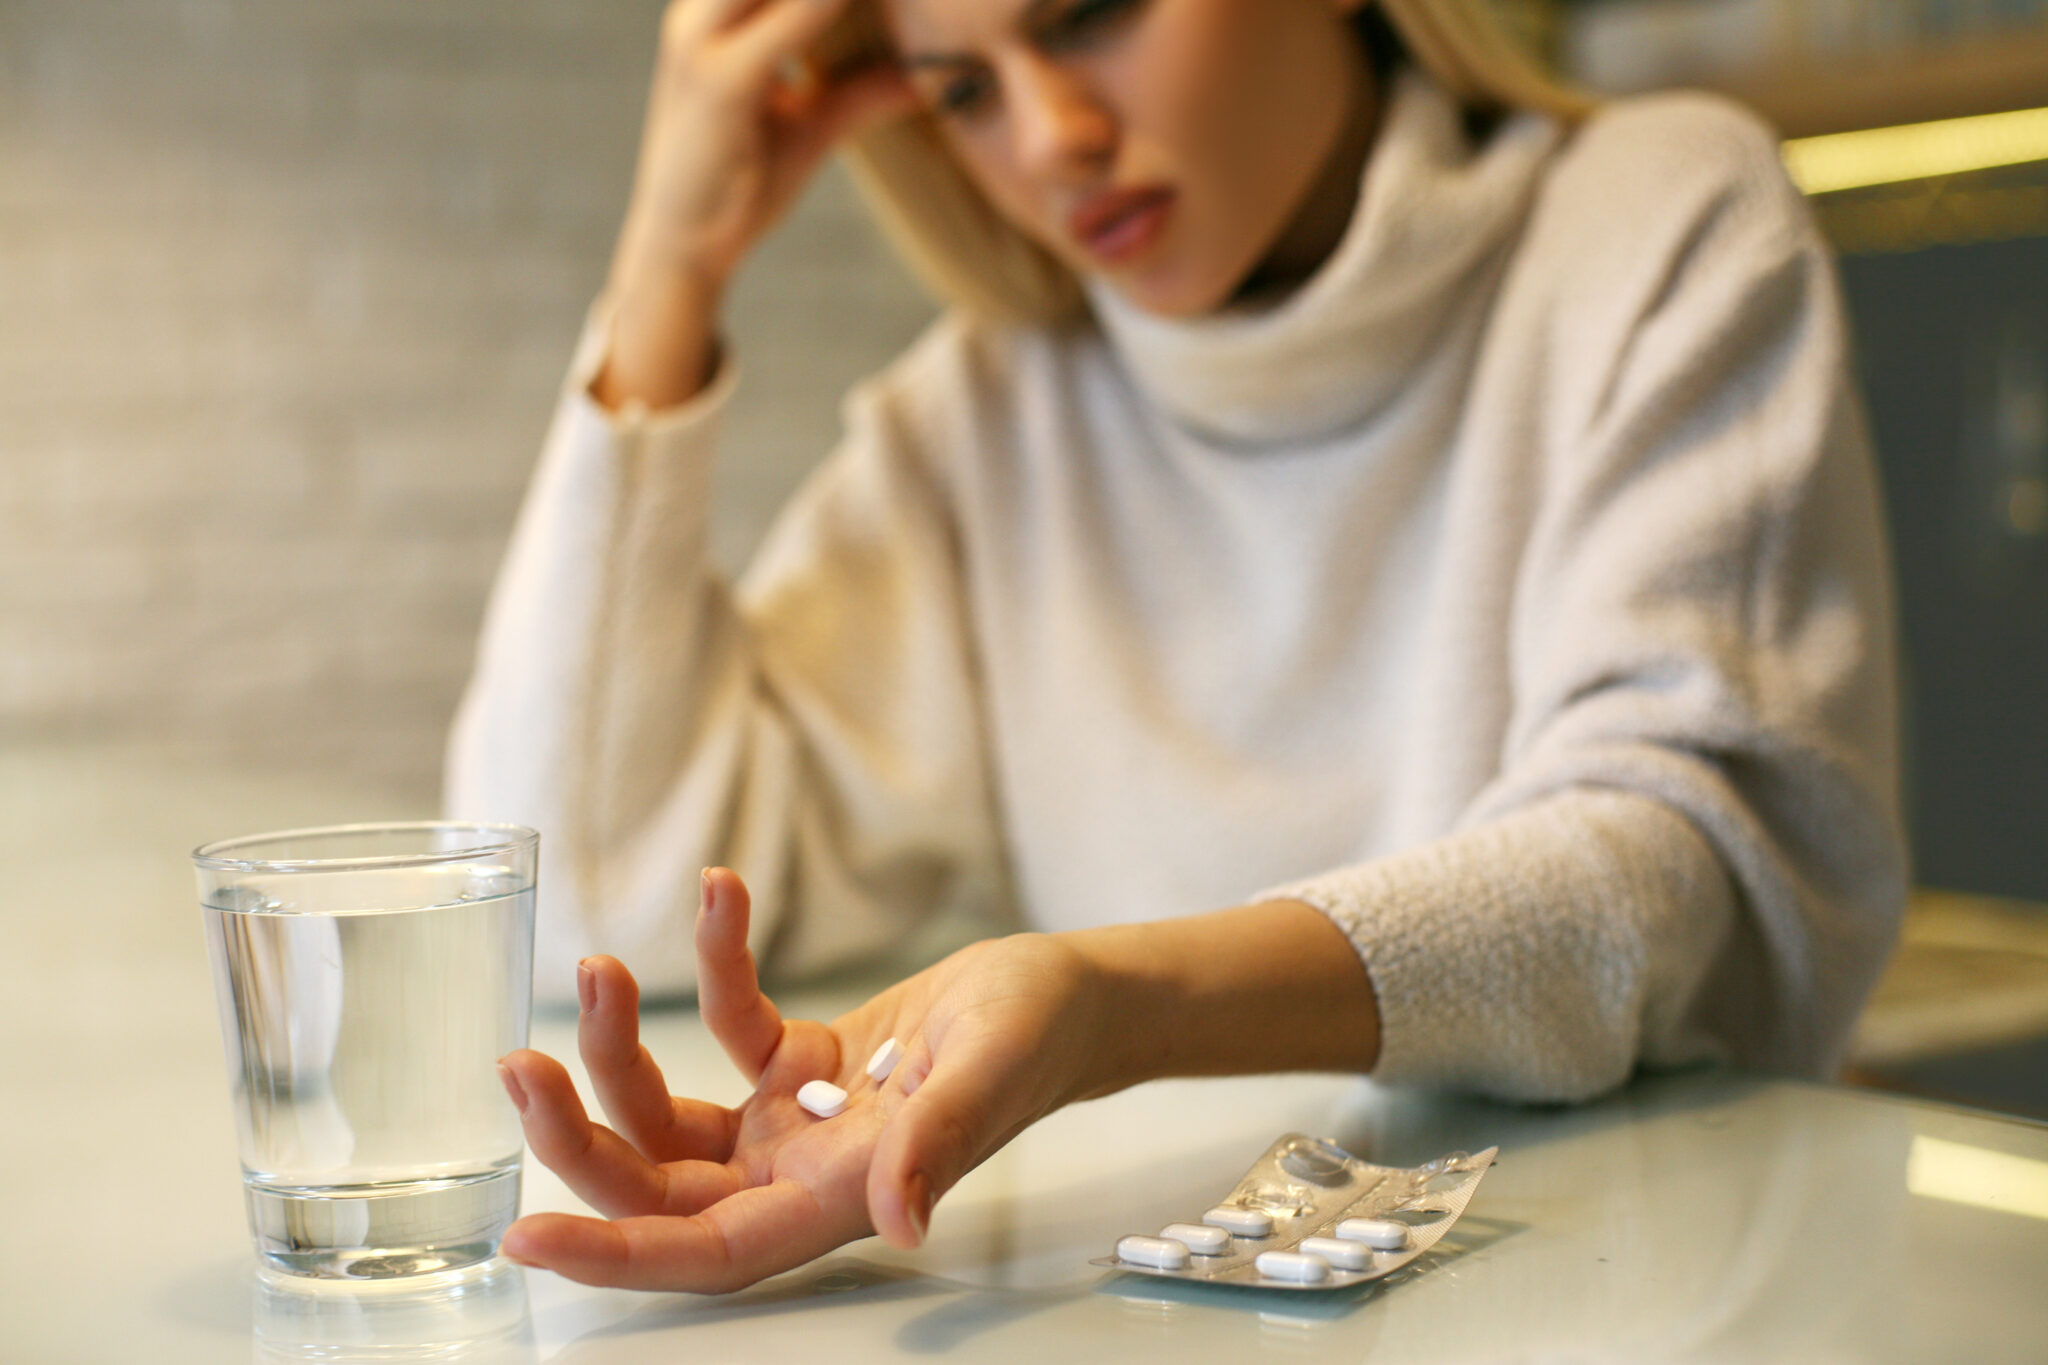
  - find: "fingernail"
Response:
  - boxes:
[576,959,596,1013]
[905,1171,931,1244]
[500,1229,541,1268]
[700,867,713,916]
[496,1062,528,1114]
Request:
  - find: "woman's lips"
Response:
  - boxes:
[1068,186,1176,265]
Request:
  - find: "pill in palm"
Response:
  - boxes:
[796,1080,848,1118]
[1298,1235,1370,1270]
[1254,1250,1329,1283]
[866,1037,904,1082]
[1202,1205,1274,1237]
[1334,1217,1407,1250]
[1116,1235,1192,1270]
[1159,1222,1231,1254]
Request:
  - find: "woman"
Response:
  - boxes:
[452,0,1905,1291]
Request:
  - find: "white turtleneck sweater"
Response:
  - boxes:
[447,73,1905,1102]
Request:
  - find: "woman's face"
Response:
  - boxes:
[882,0,1377,318]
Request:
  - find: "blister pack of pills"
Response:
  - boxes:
[1092,1134,1496,1290]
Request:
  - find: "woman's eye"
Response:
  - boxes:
[915,0,1143,120]
[934,70,996,118]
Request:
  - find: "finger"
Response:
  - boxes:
[865,1035,1037,1250]
[720,0,858,90]
[577,955,739,1163]
[662,0,770,48]
[502,1178,857,1294]
[500,1049,731,1219]
[696,866,785,1082]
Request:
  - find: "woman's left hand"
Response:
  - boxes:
[493,867,1108,1291]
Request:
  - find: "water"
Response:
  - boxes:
[203,863,534,1281]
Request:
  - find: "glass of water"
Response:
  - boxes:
[194,822,538,1283]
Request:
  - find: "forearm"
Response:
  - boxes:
[447,340,753,996]
[1064,900,1380,1100]
[591,237,724,413]
[1272,791,1744,1099]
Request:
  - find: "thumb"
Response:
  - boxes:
[864,1033,1040,1250]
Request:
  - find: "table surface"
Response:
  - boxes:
[7,743,2048,1364]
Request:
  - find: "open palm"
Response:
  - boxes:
[495,868,1099,1292]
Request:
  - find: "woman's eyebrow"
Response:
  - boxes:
[898,0,1065,69]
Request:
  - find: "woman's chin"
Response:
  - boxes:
[1090,264,1238,321]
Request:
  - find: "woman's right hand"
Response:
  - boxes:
[597,0,916,411]
[495,868,1112,1291]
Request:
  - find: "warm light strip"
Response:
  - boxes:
[1905,1135,2048,1222]
[1783,105,2048,194]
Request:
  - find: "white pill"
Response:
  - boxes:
[866,1036,905,1082]
[1298,1236,1370,1270]
[1116,1235,1191,1270]
[1334,1217,1408,1250]
[1158,1222,1232,1255]
[796,1079,847,1118]
[1255,1250,1329,1283]
[1202,1205,1275,1237]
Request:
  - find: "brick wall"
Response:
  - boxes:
[0,0,936,799]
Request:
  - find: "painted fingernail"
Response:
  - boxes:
[576,959,596,1013]
[497,1062,528,1115]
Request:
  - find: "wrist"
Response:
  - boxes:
[608,215,732,311]
[593,255,726,413]
[1059,900,1382,1094]
[1059,924,1167,1103]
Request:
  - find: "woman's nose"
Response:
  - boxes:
[1006,56,1116,181]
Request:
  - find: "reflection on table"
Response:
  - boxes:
[6,742,2047,1363]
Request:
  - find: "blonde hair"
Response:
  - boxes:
[822,1,1595,324]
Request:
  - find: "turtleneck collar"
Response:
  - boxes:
[1085,69,1563,447]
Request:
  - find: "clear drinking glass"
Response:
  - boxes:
[195,822,538,1283]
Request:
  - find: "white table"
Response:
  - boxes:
[6,743,2048,1363]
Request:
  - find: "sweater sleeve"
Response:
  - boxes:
[1264,100,1907,1101]
[445,309,1008,1003]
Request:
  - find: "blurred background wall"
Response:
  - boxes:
[2,0,2046,908]
[0,0,934,799]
